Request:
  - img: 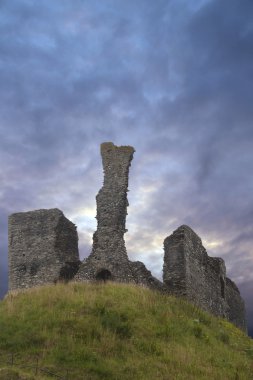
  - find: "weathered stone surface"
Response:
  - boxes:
[75,142,164,289]
[8,208,80,290]
[163,225,246,331]
[130,261,165,291]
[75,142,137,283]
[226,277,247,330]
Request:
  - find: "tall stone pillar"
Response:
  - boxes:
[94,142,134,259]
[75,142,136,282]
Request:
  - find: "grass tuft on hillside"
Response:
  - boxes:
[0,282,252,379]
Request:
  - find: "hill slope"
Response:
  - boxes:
[0,282,252,380]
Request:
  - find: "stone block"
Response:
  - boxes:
[8,208,80,290]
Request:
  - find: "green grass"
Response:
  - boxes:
[0,282,252,379]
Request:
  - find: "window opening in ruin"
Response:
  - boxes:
[220,276,225,299]
[96,269,112,282]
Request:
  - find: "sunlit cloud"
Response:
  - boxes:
[202,239,224,250]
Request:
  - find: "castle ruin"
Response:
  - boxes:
[8,142,247,331]
[8,209,80,290]
[163,225,246,329]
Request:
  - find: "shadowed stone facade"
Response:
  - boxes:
[226,277,246,330]
[8,209,80,290]
[163,225,246,331]
[7,142,246,332]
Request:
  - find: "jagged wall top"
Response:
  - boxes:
[97,142,134,232]
[100,142,135,191]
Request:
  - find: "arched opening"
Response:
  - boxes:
[96,269,112,282]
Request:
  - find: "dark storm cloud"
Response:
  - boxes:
[0,0,252,334]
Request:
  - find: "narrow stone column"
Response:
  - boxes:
[75,142,136,282]
[94,142,135,258]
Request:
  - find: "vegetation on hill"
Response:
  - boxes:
[0,282,252,380]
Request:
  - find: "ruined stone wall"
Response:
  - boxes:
[8,208,80,290]
[130,261,165,292]
[163,225,246,331]
[163,228,187,296]
[226,277,247,330]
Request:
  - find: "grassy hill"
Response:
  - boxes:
[0,282,252,380]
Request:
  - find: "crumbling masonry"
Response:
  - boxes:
[8,142,246,331]
[163,225,246,330]
[75,142,163,290]
[8,209,80,290]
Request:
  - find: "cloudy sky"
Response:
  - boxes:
[0,0,252,335]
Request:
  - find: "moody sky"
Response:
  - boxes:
[0,0,252,335]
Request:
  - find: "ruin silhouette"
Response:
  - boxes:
[8,142,246,331]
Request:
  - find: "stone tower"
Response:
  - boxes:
[75,142,165,290]
[76,142,137,282]
[8,208,80,290]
